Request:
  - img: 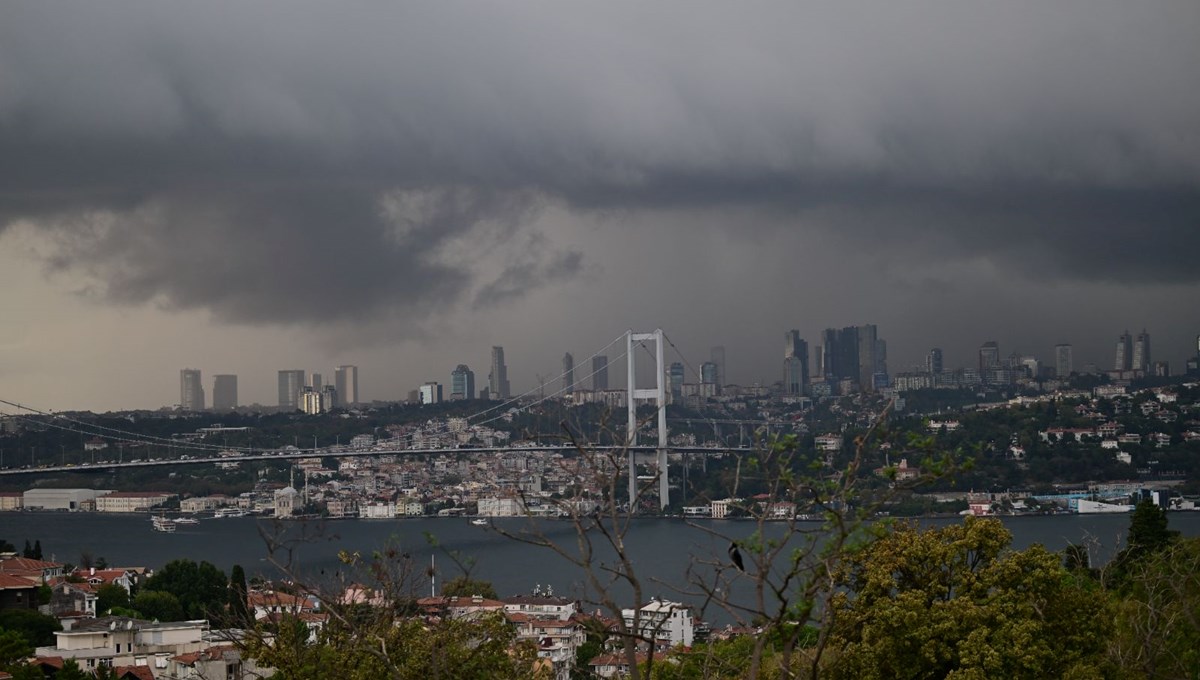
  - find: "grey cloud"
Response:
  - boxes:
[474,235,584,309]
[1,1,1198,331]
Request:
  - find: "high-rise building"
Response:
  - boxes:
[334,365,359,407]
[180,369,204,411]
[592,355,609,390]
[278,369,305,411]
[310,372,323,390]
[701,361,719,385]
[927,348,944,375]
[821,327,859,384]
[710,346,726,386]
[856,324,878,391]
[1054,344,1073,378]
[562,353,575,394]
[489,346,511,399]
[784,330,809,396]
[419,382,443,405]
[669,362,685,400]
[212,374,238,411]
[979,341,1000,374]
[1132,329,1151,372]
[450,364,475,401]
[1115,331,1133,371]
[301,386,335,414]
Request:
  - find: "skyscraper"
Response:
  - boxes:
[334,365,359,407]
[710,346,726,386]
[562,353,575,394]
[1054,344,1073,378]
[212,374,238,411]
[927,348,944,375]
[278,369,305,411]
[821,327,860,384]
[489,346,511,399]
[450,364,475,401]
[1132,329,1151,372]
[669,362,685,400]
[180,369,204,411]
[592,355,609,390]
[1115,331,1133,371]
[701,361,719,385]
[784,330,809,396]
[857,324,878,391]
[310,372,323,390]
[419,382,443,405]
[979,341,1000,373]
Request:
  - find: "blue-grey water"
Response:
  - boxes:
[7,512,1199,625]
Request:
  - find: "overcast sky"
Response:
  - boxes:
[1,2,1198,411]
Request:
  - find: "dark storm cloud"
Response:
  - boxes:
[1,1,1198,325]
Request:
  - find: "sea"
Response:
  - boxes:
[7,512,1199,625]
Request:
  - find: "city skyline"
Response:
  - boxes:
[0,3,1197,411]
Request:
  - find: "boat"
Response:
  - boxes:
[151,516,176,533]
[470,518,489,527]
[213,508,248,518]
[173,517,200,525]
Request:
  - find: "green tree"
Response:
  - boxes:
[31,541,41,561]
[1109,499,1178,588]
[133,590,185,622]
[95,583,130,615]
[1109,537,1200,678]
[0,629,33,670]
[0,610,62,647]
[439,575,498,600]
[826,517,1112,679]
[228,564,250,626]
[54,659,89,680]
[142,559,228,619]
[21,540,32,559]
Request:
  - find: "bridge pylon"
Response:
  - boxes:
[626,329,669,511]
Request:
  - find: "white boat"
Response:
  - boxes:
[213,508,248,518]
[151,516,176,533]
[470,518,489,526]
[173,517,200,525]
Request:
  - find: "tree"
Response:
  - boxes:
[0,610,62,647]
[31,541,41,561]
[0,629,33,671]
[54,659,89,680]
[439,575,498,600]
[95,583,130,615]
[228,564,250,626]
[825,517,1112,679]
[1108,499,1178,589]
[133,590,185,622]
[22,540,32,559]
[1109,537,1200,678]
[142,559,228,620]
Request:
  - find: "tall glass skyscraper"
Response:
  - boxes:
[180,369,204,411]
[489,346,511,399]
[450,364,475,401]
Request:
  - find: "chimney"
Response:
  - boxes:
[90,567,96,576]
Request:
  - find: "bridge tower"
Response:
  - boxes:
[626,329,670,511]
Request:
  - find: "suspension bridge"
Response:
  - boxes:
[0,330,788,510]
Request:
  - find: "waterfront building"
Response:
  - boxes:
[277,369,305,411]
[180,369,204,411]
[334,365,359,407]
[622,599,694,649]
[212,374,238,411]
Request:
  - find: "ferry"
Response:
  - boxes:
[173,517,200,525]
[151,516,176,533]
[213,508,248,518]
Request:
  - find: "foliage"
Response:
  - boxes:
[133,590,185,622]
[142,558,228,620]
[825,517,1113,679]
[55,659,89,680]
[244,609,544,679]
[1108,499,1178,589]
[95,583,130,615]
[0,629,33,670]
[439,575,498,600]
[1109,537,1200,678]
[229,564,251,626]
[0,610,61,648]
